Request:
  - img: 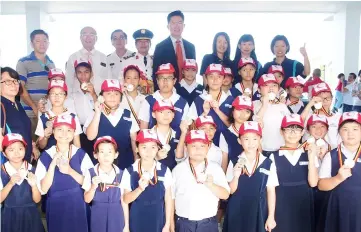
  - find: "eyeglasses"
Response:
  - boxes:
[157,77,174,82]
[112,36,126,41]
[283,127,303,134]
[0,80,20,86]
[49,92,66,97]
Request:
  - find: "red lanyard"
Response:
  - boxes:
[232,124,239,134]
[56,145,72,160]
[138,160,158,185]
[46,108,68,121]
[189,159,208,184]
[338,143,361,168]
[97,164,119,192]
[242,153,259,177]
[240,82,253,97]
[315,107,333,117]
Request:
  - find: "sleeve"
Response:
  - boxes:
[296,61,305,78]
[266,161,279,187]
[80,153,94,175]
[16,60,28,83]
[81,169,92,191]
[74,115,83,135]
[34,159,48,195]
[318,152,332,179]
[119,168,132,191]
[82,111,95,133]
[225,161,234,182]
[212,165,231,193]
[130,114,140,133]
[138,100,150,122]
[171,167,178,199]
[181,103,190,120]
[187,102,199,120]
[163,167,173,189]
[219,133,229,154]
[200,55,209,75]
[35,115,45,137]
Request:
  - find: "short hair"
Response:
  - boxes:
[110,29,127,40]
[337,73,344,79]
[30,29,49,42]
[338,119,361,132]
[167,10,184,23]
[94,140,117,154]
[270,35,290,54]
[1,67,23,95]
[349,72,357,80]
[124,66,141,78]
[313,68,321,77]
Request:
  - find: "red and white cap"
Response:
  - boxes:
[101,79,122,92]
[281,114,304,129]
[338,112,361,126]
[48,68,65,80]
[238,57,256,69]
[136,129,161,145]
[232,96,253,111]
[205,63,225,75]
[258,73,278,87]
[48,80,68,92]
[155,63,176,75]
[307,114,329,127]
[195,116,217,128]
[152,100,175,112]
[74,58,92,69]
[239,121,262,137]
[268,65,284,75]
[53,115,76,130]
[183,59,198,71]
[93,136,118,151]
[311,82,331,97]
[285,76,306,89]
[224,67,233,76]
[185,130,209,144]
[2,133,27,149]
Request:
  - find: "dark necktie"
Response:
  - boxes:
[144,56,147,66]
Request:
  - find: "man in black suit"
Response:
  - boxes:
[152,10,196,90]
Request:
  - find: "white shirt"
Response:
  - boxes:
[179,79,201,94]
[253,100,290,151]
[138,91,190,123]
[219,126,239,154]
[66,48,109,95]
[234,83,259,100]
[170,36,186,60]
[153,127,177,145]
[120,159,173,191]
[319,143,358,179]
[107,50,134,79]
[35,109,83,137]
[269,149,320,168]
[45,98,76,114]
[180,143,223,166]
[0,161,33,189]
[71,89,95,125]
[188,91,232,120]
[172,158,230,220]
[35,145,94,194]
[83,107,140,134]
[119,92,146,117]
[343,83,355,105]
[226,153,279,187]
[82,163,123,192]
[118,52,153,82]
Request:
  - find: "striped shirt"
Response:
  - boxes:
[16,51,55,118]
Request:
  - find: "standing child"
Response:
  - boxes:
[172,130,230,232]
[268,65,287,103]
[83,136,129,232]
[223,121,278,232]
[175,59,204,106]
[35,115,94,232]
[121,129,173,232]
[189,63,234,133]
[284,76,306,114]
[1,133,45,232]
[318,112,361,232]
[84,79,139,169]
[270,114,319,232]
[36,80,82,150]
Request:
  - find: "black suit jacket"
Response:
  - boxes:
[152,36,196,90]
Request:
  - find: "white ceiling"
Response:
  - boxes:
[0,1,354,15]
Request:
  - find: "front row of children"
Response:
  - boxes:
[1,110,361,232]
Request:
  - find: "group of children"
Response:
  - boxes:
[1,55,361,232]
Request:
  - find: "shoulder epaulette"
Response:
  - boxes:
[124,52,136,60]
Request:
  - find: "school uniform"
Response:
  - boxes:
[82,164,125,232]
[215,125,244,162]
[119,91,146,118]
[120,160,173,232]
[229,82,261,101]
[319,144,361,232]
[35,110,82,150]
[223,153,278,232]
[269,149,319,232]
[138,90,189,137]
[253,100,290,154]
[1,161,45,232]
[189,91,234,133]
[175,79,204,106]
[286,98,305,114]
[154,127,179,170]
[180,142,224,167]
[83,107,139,169]
[35,145,94,232]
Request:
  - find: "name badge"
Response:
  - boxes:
[158,176,165,181]
[123,117,132,121]
[174,107,183,113]
[196,90,203,94]
[260,168,270,175]
[174,139,179,143]
[299,161,309,166]
[357,158,361,163]
[225,104,232,108]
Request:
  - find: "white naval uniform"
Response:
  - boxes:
[118,52,153,83]
[107,50,134,80]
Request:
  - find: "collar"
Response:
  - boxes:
[4,161,32,176]
[133,159,161,172]
[200,90,228,104]
[234,82,258,93]
[81,48,95,55]
[278,147,304,156]
[170,36,183,44]
[272,56,290,65]
[135,52,150,59]
[46,144,78,159]
[341,143,359,158]
[239,152,266,168]
[228,125,239,136]
[29,51,53,63]
[153,90,180,105]
[179,79,198,91]
[154,126,176,144]
[185,157,207,171]
[94,163,120,175]
[103,106,125,118]
[1,96,17,105]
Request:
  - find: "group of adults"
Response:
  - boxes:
[1,10,312,162]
